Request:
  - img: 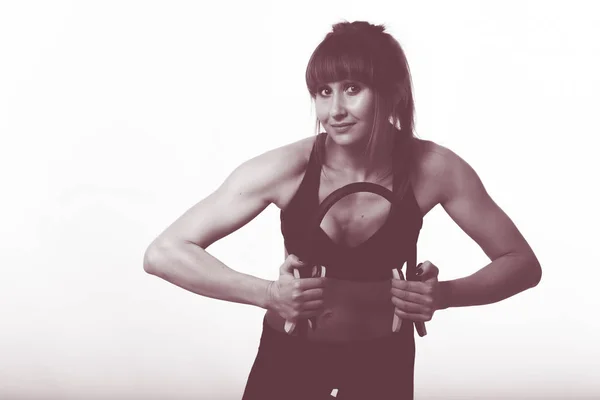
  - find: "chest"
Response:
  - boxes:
[281,172,436,248]
[316,176,396,248]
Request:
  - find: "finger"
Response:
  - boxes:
[391,280,431,295]
[298,288,325,302]
[393,308,433,322]
[280,254,305,275]
[294,277,328,290]
[299,299,324,312]
[417,260,439,282]
[391,297,431,314]
[390,288,431,305]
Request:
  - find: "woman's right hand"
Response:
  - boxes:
[267,254,327,322]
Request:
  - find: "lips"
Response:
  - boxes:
[330,123,356,133]
[331,123,355,128]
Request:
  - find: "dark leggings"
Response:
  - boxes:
[242,318,416,400]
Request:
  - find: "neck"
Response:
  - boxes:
[322,131,395,182]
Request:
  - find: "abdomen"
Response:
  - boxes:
[265,278,397,342]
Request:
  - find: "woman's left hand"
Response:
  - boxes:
[391,261,443,322]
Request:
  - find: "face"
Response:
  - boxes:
[315,80,376,147]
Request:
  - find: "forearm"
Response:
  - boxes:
[439,253,541,309]
[144,239,273,309]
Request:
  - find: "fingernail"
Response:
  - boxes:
[416,268,423,276]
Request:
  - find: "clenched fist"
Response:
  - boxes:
[267,254,328,322]
[391,261,444,322]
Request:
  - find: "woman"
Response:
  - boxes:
[143,21,542,400]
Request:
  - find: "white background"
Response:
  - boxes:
[1,1,598,399]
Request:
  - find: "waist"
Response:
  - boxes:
[265,279,404,342]
[268,310,397,342]
[263,308,413,345]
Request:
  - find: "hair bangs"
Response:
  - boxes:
[306,37,376,96]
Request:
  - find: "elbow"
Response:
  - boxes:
[143,250,156,275]
[528,257,542,289]
[143,246,158,275]
[143,239,170,276]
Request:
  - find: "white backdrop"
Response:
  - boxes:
[1,1,598,399]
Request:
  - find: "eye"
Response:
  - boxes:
[346,83,361,94]
[318,86,332,97]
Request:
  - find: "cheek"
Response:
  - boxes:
[314,101,328,121]
[349,95,375,120]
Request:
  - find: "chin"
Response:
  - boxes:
[327,129,369,147]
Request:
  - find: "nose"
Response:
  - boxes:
[329,92,347,121]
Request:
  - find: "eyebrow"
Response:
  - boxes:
[319,80,361,87]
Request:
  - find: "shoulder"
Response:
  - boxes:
[412,138,455,176]
[411,138,479,205]
[230,135,315,207]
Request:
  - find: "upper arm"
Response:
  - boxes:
[431,145,537,262]
[153,143,301,250]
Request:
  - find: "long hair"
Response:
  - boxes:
[305,21,418,198]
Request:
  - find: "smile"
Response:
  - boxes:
[331,123,356,132]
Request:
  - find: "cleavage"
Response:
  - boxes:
[318,190,394,249]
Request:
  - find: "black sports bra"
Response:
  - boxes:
[280,132,423,282]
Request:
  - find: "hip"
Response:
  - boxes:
[243,316,416,400]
